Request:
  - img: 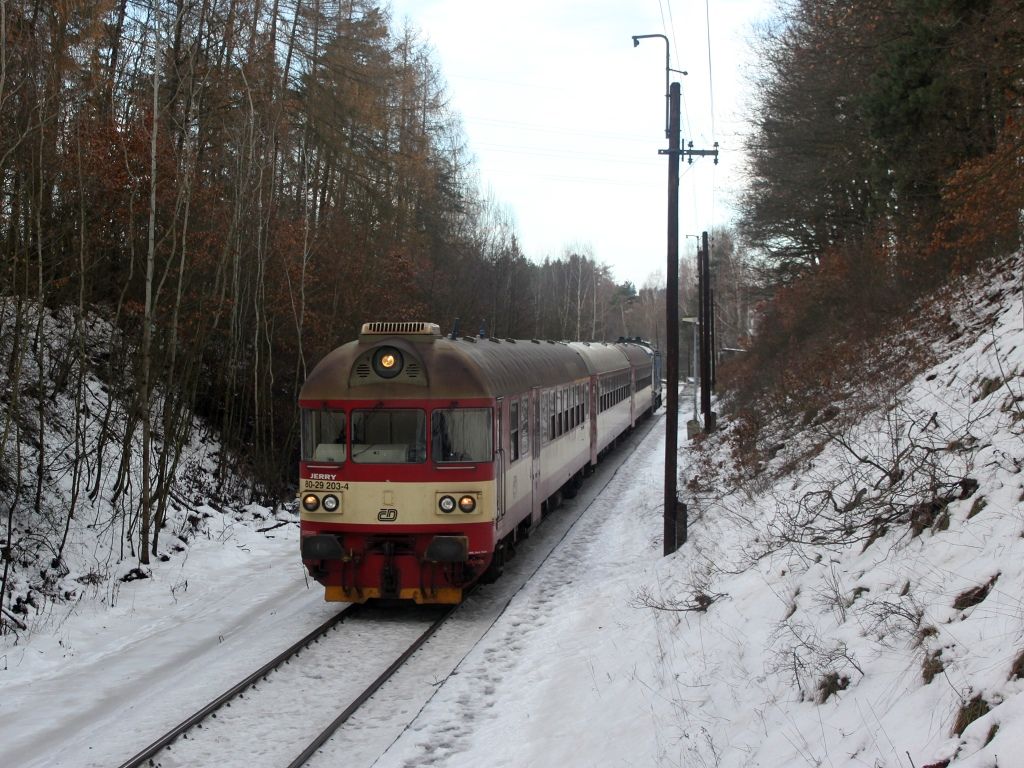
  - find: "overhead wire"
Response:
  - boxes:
[463,115,658,144]
[659,0,691,139]
[705,0,717,140]
[661,0,721,241]
[474,142,662,168]
[484,170,666,188]
[705,0,719,234]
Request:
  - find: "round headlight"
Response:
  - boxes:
[372,347,403,379]
[438,495,456,513]
[322,494,340,512]
[302,494,320,512]
[458,495,477,513]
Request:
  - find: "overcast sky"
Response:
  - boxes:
[387,0,774,289]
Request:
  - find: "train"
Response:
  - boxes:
[297,321,663,604]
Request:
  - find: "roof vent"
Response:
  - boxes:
[360,321,441,338]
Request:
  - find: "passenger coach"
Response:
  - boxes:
[298,321,661,604]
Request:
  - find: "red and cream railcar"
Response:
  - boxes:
[298,322,656,604]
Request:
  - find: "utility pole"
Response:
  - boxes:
[698,231,716,431]
[664,81,681,556]
[633,34,719,555]
[710,285,717,389]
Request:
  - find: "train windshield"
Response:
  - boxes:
[350,409,426,464]
[432,408,493,463]
[301,408,346,463]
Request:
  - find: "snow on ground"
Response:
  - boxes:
[0,515,335,767]
[372,422,672,768]
[1,257,1022,768]
[371,257,1024,768]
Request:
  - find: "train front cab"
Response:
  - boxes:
[299,397,500,604]
[298,324,628,605]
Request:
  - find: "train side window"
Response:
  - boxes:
[510,401,520,462]
[548,391,555,441]
[520,396,529,455]
[302,408,346,463]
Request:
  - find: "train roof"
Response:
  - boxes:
[567,342,632,375]
[299,323,656,403]
[299,326,582,402]
[614,342,656,366]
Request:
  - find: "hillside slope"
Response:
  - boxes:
[673,254,1023,766]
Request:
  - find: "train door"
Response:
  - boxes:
[530,386,542,527]
[588,375,599,465]
[629,368,637,427]
[495,397,505,522]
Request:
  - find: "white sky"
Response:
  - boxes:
[387,0,775,288]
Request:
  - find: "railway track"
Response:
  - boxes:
[116,602,456,768]
[304,409,667,767]
[116,412,663,768]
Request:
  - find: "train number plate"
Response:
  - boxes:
[302,480,349,491]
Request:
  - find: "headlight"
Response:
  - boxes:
[372,347,403,379]
[458,495,477,513]
[302,494,320,512]
[438,495,456,513]
[321,494,340,512]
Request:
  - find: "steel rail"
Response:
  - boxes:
[286,602,459,768]
[116,603,362,768]
[287,414,663,766]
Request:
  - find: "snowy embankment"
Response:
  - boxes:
[1,256,1021,768]
[373,256,1023,768]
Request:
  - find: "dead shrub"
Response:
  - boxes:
[1010,649,1024,681]
[953,573,999,611]
[632,584,729,613]
[910,496,955,536]
[816,672,850,703]
[951,694,990,737]
[966,496,987,519]
[922,650,944,684]
[974,376,1003,402]
[984,723,999,746]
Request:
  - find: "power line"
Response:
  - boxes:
[657,0,691,141]
[705,0,717,139]
[664,0,681,74]
[475,143,662,167]
[447,72,571,93]
[462,115,658,144]
[484,170,667,188]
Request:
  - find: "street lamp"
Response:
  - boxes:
[633,32,687,556]
[631,34,687,139]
